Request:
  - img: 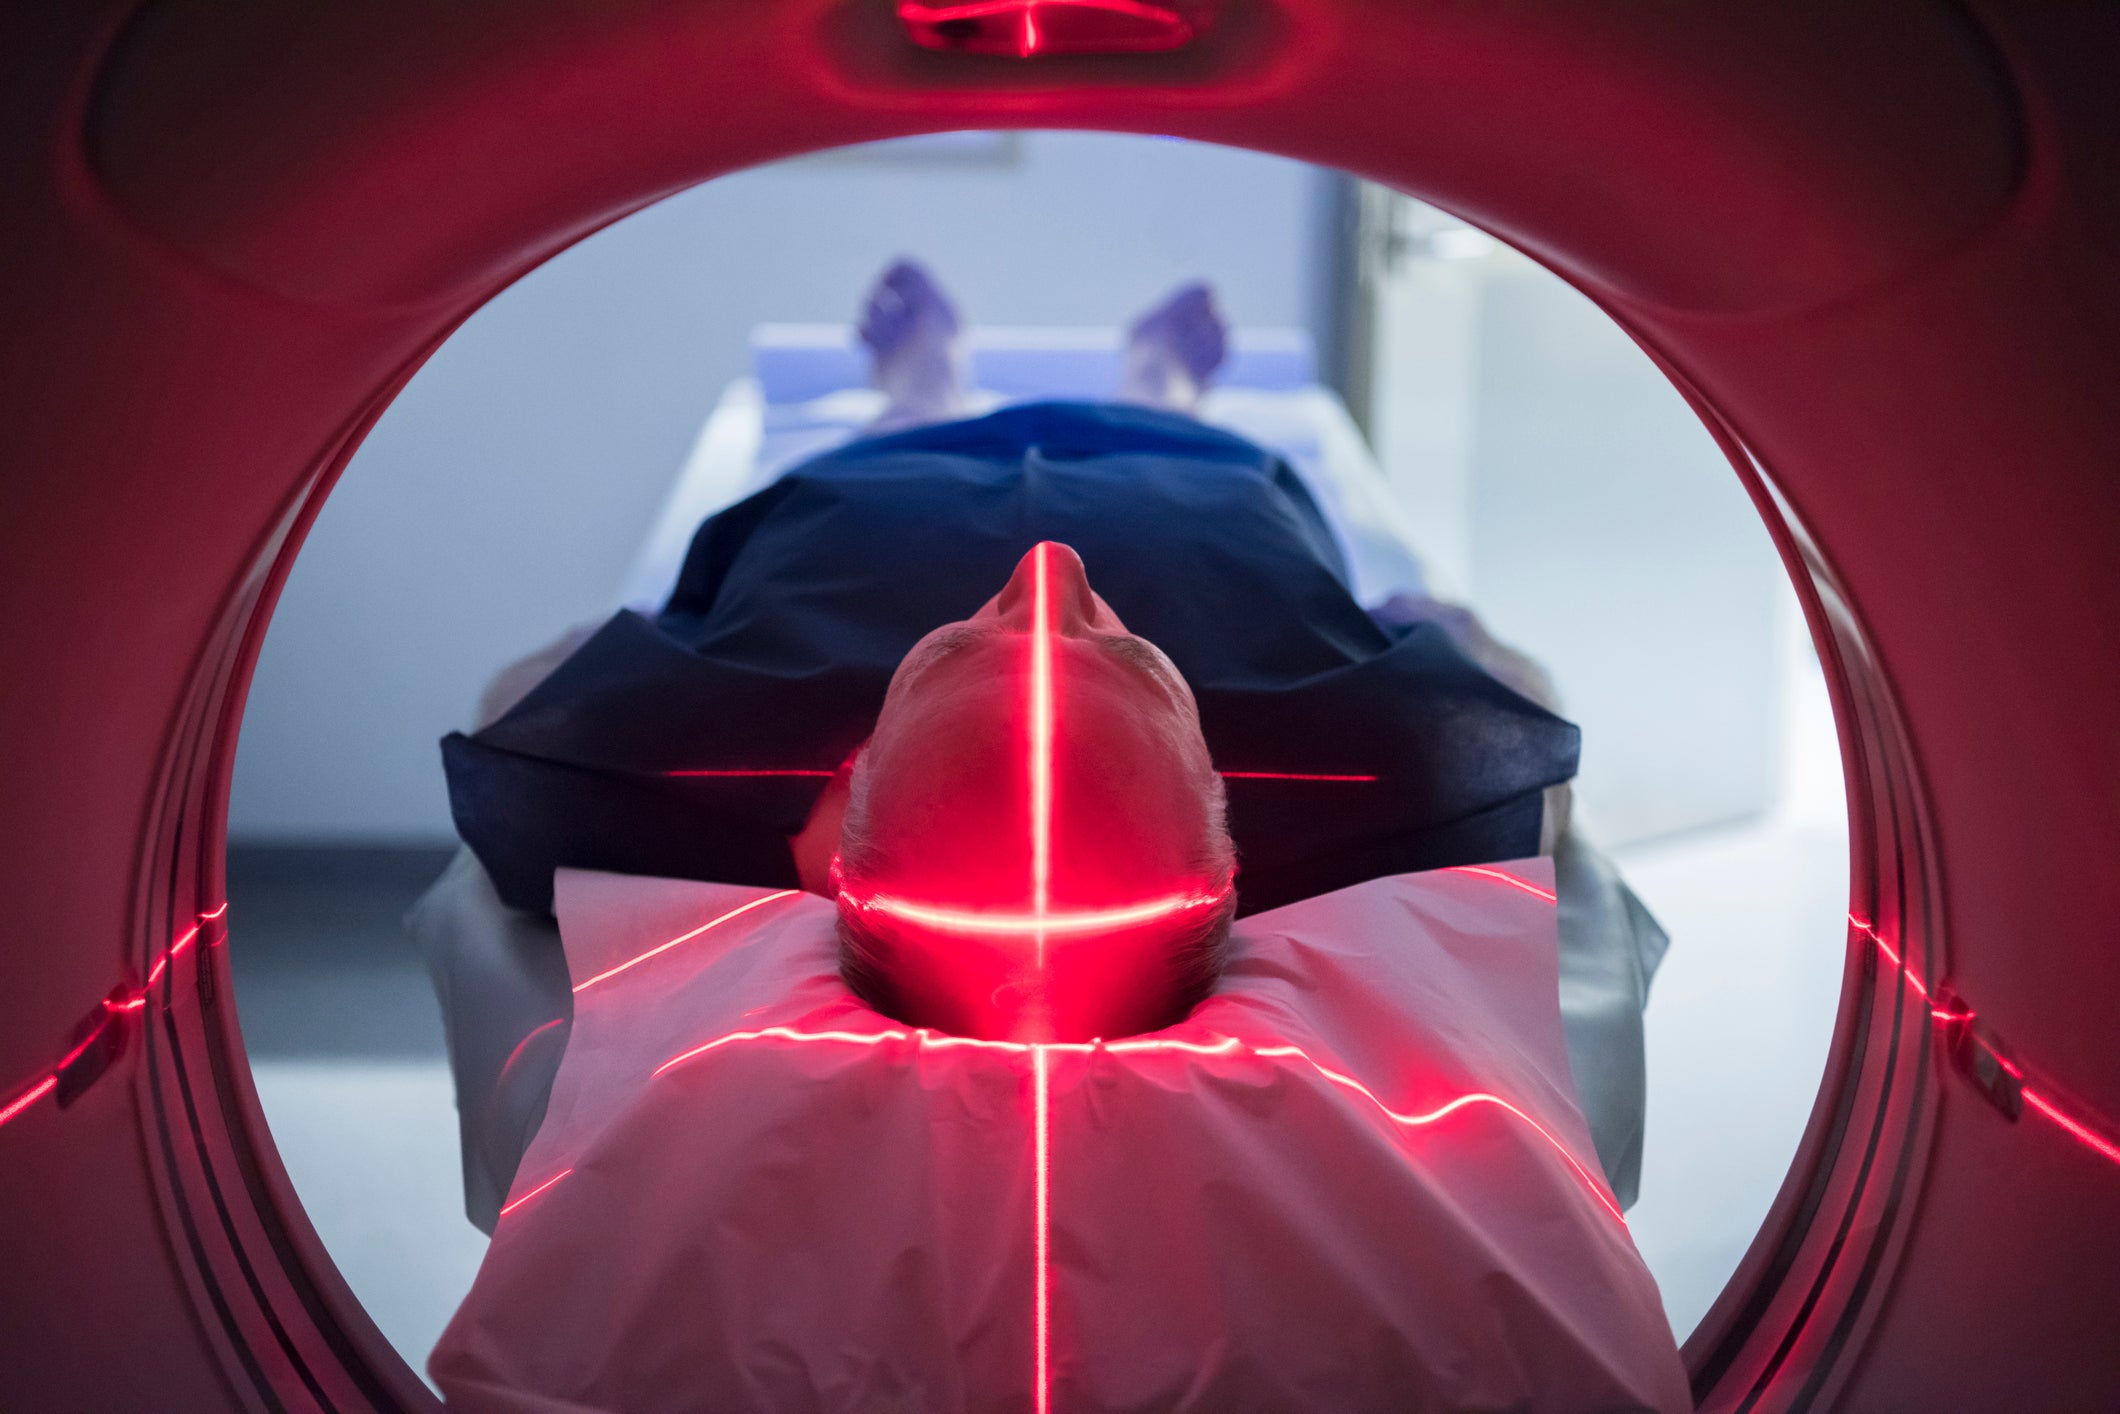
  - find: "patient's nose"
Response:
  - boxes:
[993,541,1109,637]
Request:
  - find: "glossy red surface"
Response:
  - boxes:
[0,2,2114,1408]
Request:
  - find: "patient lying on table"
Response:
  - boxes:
[416,263,1682,1410]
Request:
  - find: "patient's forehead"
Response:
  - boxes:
[860,638,1213,906]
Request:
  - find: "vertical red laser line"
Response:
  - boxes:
[1030,543,1055,967]
[1032,1044,1053,1414]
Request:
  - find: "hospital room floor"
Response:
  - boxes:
[233,647,1849,1376]
[228,846,490,1389]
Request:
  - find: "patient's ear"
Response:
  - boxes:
[790,757,857,896]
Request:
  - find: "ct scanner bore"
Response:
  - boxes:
[2,2,2115,1409]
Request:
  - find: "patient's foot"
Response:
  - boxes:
[860,259,969,433]
[1119,282,1228,413]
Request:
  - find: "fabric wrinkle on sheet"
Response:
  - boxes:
[427,861,1690,1413]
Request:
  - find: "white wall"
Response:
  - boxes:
[1364,207,1786,849]
[231,133,1337,842]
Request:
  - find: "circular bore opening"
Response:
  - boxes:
[143,134,1912,1408]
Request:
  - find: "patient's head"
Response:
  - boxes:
[834,542,1236,1043]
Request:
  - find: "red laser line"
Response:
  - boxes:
[2024,1089,2120,1167]
[498,1018,567,1083]
[498,1167,574,1219]
[1105,1034,1241,1056]
[52,1019,117,1075]
[1031,1044,1053,1414]
[1218,772,1379,782]
[0,1075,56,1131]
[144,922,203,988]
[652,1025,942,1077]
[1030,542,1055,966]
[1849,913,2120,1171]
[0,906,225,1138]
[1445,865,1559,904]
[572,890,800,994]
[843,889,1229,937]
[636,1020,1627,1405]
[664,769,836,778]
[1250,1043,1622,1222]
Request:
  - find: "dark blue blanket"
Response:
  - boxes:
[444,402,1578,916]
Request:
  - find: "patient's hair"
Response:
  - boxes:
[834,748,1239,1035]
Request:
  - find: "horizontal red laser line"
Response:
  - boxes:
[52,1019,118,1075]
[1032,1045,1052,1414]
[1105,1034,1241,1056]
[572,890,801,994]
[844,888,1229,937]
[664,769,836,778]
[1445,865,1559,904]
[647,1026,1620,1221]
[0,1075,57,1131]
[498,1167,574,1218]
[1218,772,1379,782]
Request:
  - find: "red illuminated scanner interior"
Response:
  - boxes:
[897,0,1196,58]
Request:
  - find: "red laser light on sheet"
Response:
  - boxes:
[144,921,202,989]
[1849,912,2120,1171]
[634,1021,1625,1412]
[1252,1043,1623,1223]
[1446,865,1559,905]
[645,1024,1624,1223]
[498,1167,574,1219]
[572,890,800,994]
[498,1017,568,1084]
[1105,1033,1241,1057]
[1031,1045,1053,1414]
